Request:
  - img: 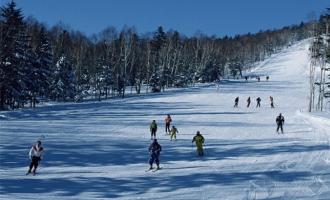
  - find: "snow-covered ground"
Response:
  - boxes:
[1,40,330,200]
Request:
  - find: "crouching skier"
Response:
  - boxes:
[26,140,44,175]
[148,139,162,170]
[192,131,205,156]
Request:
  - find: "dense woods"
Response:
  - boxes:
[0,2,315,110]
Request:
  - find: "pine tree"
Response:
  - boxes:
[50,55,76,101]
[0,1,29,109]
[34,27,53,100]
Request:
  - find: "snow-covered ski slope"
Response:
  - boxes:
[1,40,330,200]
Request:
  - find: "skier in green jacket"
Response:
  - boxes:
[150,120,158,140]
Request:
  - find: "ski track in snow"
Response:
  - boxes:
[1,40,330,200]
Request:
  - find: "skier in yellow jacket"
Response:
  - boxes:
[192,131,205,156]
[170,126,179,141]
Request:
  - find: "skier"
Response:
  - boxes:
[256,97,261,107]
[257,76,260,82]
[234,97,239,108]
[26,141,44,175]
[266,76,269,81]
[247,97,251,108]
[150,120,158,140]
[148,139,162,170]
[276,113,285,134]
[192,131,205,156]
[170,125,179,141]
[270,96,275,108]
[165,114,172,134]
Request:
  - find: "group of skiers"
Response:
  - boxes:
[147,114,206,170]
[234,96,275,108]
[26,111,284,173]
[150,115,179,141]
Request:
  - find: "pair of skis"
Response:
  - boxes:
[145,167,162,172]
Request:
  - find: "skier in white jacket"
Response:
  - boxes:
[26,141,44,175]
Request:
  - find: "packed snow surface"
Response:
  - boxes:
[1,40,330,199]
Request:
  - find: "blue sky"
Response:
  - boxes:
[1,0,329,37]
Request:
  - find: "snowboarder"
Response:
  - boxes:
[26,141,44,175]
[234,97,239,108]
[170,125,179,141]
[192,131,205,156]
[256,97,261,107]
[247,97,251,108]
[276,113,285,134]
[165,114,172,134]
[148,139,162,170]
[150,120,158,140]
[270,96,274,108]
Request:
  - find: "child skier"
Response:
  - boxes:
[148,139,162,170]
[150,120,158,140]
[170,125,179,141]
[165,114,172,134]
[26,141,44,175]
[192,131,205,156]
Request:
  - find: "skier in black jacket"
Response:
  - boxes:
[276,113,285,134]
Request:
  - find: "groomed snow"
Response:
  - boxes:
[1,40,329,200]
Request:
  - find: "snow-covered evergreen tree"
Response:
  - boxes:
[34,27,53,99]
[50,55,76,101]
[0,1,31,109]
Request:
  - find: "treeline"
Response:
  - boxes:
[0,2,314,110]
[309,8,330,112]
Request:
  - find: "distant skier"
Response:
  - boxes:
[257,76,260,82]
[247,97,251,108]
[234,97,239,108]
[256,97,261,107]
[170,125,179,141]
[26,141,44,175]
[192,131,205,156]
[150,120,158,140]
[148,139,162,170]
[276,113,285,134]
[270,96,275,108]
[165,114,172,134]
[245,76,248,81]
[266,76,269,81]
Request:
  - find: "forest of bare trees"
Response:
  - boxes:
[309,8,330,112]
[0,2,315,110]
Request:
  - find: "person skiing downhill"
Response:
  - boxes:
[150,120,158,140]
[256,97,261,107]
[247,97,251,108]
[234,97,239,108]
[148,139,162,170]
[276,113,285,134]
[26,141,44,175]
[270,96,275,108]
[165,114,172,134]
[192,131,205,156]
[170,125,179,141]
